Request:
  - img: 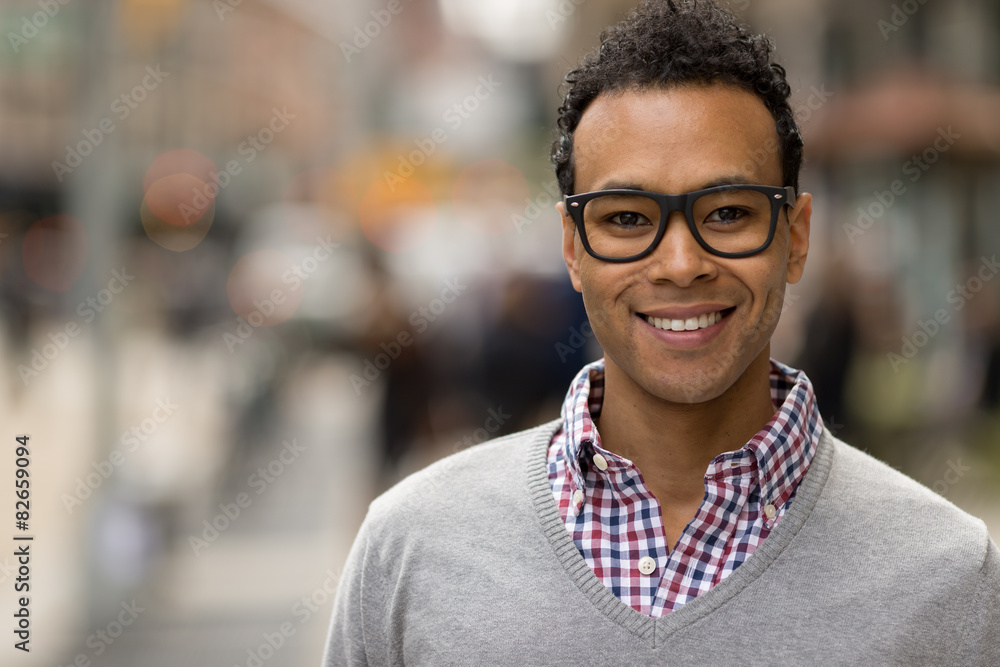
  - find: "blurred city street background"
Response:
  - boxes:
[1,0,999,664]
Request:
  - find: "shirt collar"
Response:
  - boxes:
[558,357,824,513]
[558,359,605,496]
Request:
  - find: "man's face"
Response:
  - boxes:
[558,84,811,405]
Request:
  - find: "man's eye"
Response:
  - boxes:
[608,211,650,227]
[705,207,746,224]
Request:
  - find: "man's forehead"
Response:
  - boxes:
[572,84,783,191]
[576,82,773,129]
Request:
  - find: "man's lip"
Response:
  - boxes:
[637,304,735,320]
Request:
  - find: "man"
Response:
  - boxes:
[324,1,1000,664]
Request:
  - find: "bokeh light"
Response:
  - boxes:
[143,148,218,194]
[358,176,437,253]
[140,198,214,252]
[145,172,214,227]
[141,149,218,249]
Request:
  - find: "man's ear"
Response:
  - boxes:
[558,201,584,293]
[785,192,811,285]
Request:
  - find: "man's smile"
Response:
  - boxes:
[635,305,737,349]
[638,306,737,332]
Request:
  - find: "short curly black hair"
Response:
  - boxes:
[552,0,802,196]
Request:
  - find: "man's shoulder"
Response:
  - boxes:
[819,434,991,564]
[364,419,560,533]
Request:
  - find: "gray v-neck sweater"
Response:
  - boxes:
[324,420,1000,666]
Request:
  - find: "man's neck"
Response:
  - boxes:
[595,349,777,509]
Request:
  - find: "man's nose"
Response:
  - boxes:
[643,211,717,286]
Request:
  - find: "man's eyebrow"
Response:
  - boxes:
[591,175,754,193]
[593,180,647,191]
[699,175,752,189]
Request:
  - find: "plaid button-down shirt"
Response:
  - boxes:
[548,357,824,617]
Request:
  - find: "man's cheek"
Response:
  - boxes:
[754,288,786,336]
[579,295,615,351]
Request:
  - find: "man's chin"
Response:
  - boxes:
[651,380,731,406]
[631,365,735,405]
[607,350,748,405]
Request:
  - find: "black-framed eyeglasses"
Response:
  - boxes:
[564,184,797,262]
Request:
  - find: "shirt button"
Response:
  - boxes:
[638,557,656,575]
[763,503,776,519]
[572,489,584,506]
[593,453,608,471]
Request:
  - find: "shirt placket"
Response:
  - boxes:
[652,452,756,616]
[586,441,669,616]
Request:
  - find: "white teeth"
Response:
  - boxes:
[646,311,724,332]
